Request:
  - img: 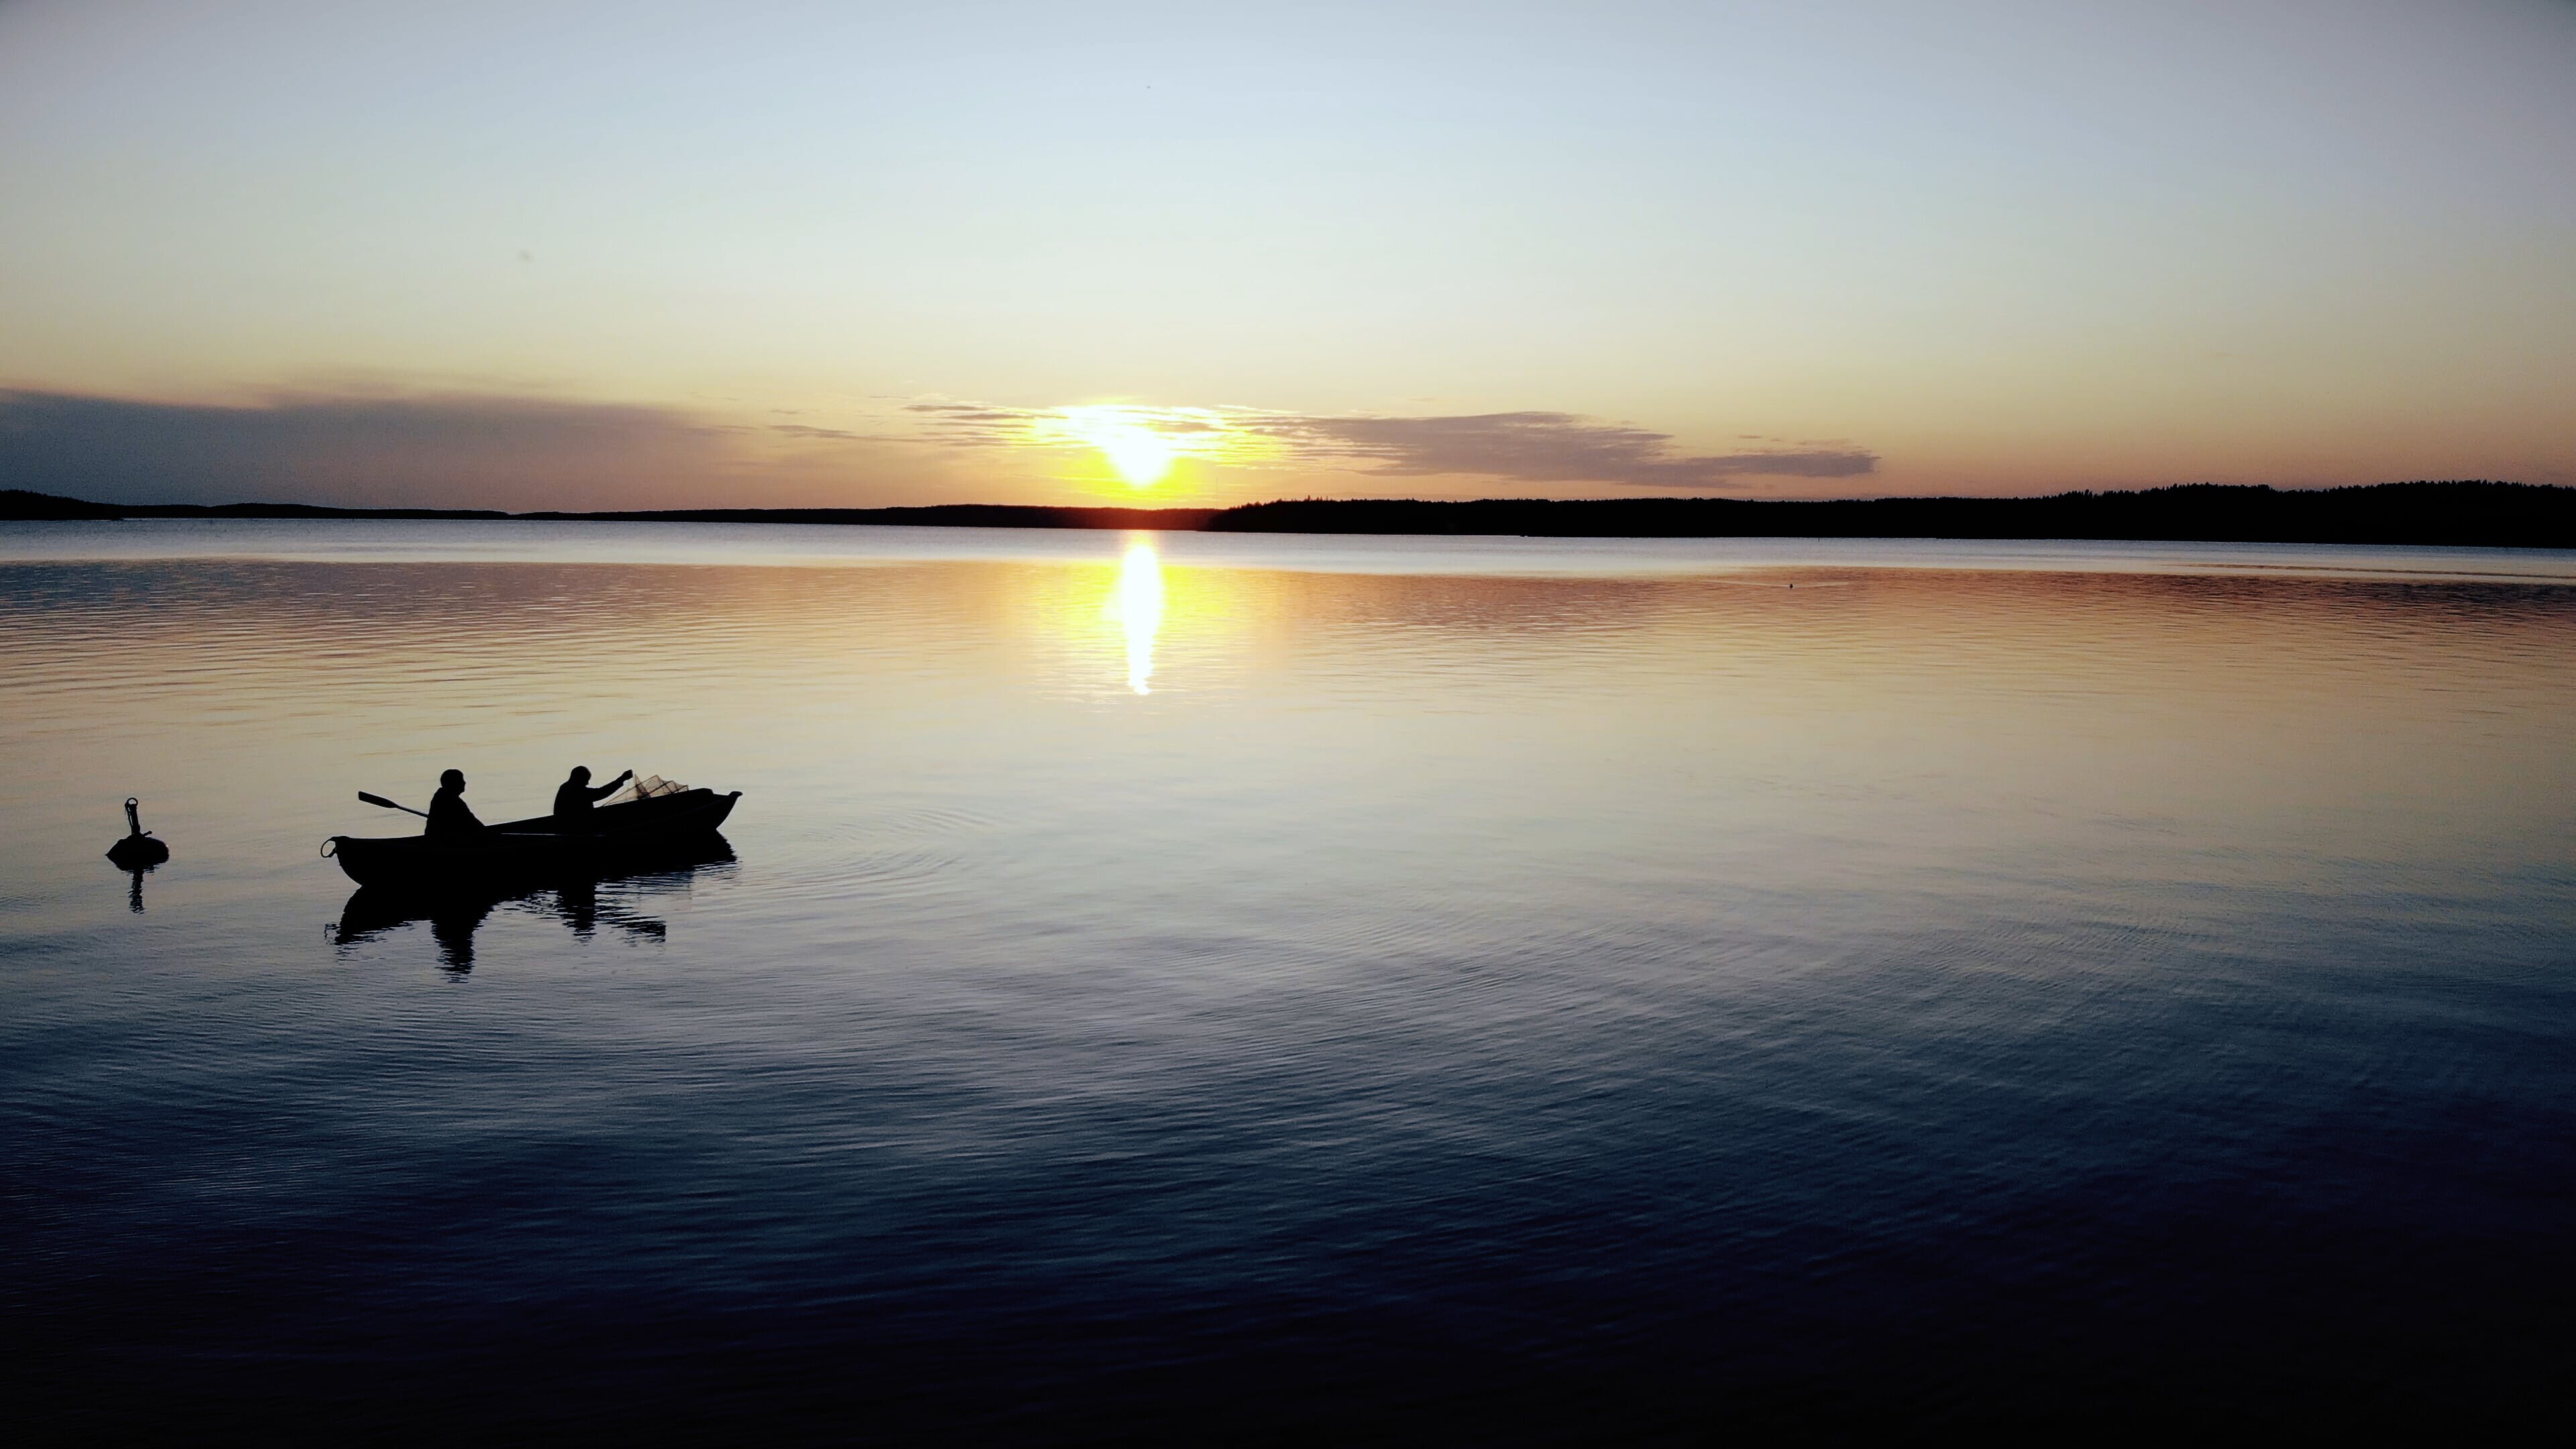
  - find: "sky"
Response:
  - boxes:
[3,0,2573,511]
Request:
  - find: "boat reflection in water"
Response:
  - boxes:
[334,836,737,973]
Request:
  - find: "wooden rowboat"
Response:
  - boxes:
[324,788,741,890]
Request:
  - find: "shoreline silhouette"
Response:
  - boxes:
[5,480,2571,549]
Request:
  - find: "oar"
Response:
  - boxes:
[358,792,431,819]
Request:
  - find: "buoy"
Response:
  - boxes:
[105,797,170,869]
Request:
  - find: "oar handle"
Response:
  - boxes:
[358,791,432,819]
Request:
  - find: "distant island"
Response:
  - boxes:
[0,492,1221,532]
[4,481,2571,550]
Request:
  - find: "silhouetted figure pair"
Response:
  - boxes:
[423,765,630,837]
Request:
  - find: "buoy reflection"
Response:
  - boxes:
[1114,540,1164,694]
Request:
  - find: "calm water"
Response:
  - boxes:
[5,523,2573,1438]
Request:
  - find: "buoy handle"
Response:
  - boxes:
[124,798,142,836]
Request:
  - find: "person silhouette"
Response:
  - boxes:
[553,765,633,827]
[426,768,486,837]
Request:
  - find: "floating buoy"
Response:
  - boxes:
[105,797,170,869]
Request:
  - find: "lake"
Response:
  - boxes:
[5,521,2572,1438]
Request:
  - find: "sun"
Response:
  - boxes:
[1096,422,1177,488]
[1017,402,1289,490]
[1040,406,1183,489]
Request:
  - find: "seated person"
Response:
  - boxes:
[426,769,486,837]
[553,765,634,826]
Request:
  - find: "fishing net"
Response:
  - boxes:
[608,773,689,804]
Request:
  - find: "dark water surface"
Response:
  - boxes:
[5,523,2572,1438]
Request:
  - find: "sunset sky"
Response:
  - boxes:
[3,0,2572,511]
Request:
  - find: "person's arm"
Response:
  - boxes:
[586,770,631,804]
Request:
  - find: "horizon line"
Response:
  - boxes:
[4,480,2569,551]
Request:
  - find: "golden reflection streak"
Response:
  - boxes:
[1111,539,1165,694]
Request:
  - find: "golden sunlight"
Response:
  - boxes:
[1048,407,1178,488]
[1112,539,1165,694]
[1024,405,1278,492]
[1099,423,1177,488]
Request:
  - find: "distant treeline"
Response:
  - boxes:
[1208,482,2576,549]
[3,482,2569,549]
[0,491,1218,532]
[521,504,1225,531]
[0,490,514,522]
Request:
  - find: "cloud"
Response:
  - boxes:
[0,386,1875,510]
[901,402,1039,447]
[904,404,1024,421]
[1254,412,1876,486]
[898,400,1874,487]
[769,423,872,442]
[0,388,748,511]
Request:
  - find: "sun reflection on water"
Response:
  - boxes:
[1112,539,1164,694]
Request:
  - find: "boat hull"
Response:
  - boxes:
[327,789,741,890]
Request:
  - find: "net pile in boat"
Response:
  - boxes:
[608,774,688,804]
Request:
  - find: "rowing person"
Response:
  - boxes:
[553,765,634,828]
[426,768,486,837]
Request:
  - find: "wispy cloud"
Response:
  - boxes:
[903,401,1876,486]
[0,388,958,511]
[0,388,743,510]
[905,402,1040,444]
[767,423,883,442]
[1254,412,1876,486]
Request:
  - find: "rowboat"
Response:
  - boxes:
[324,787,742,890]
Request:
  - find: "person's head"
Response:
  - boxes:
[569,765,592,784]
[439,768,466,792]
